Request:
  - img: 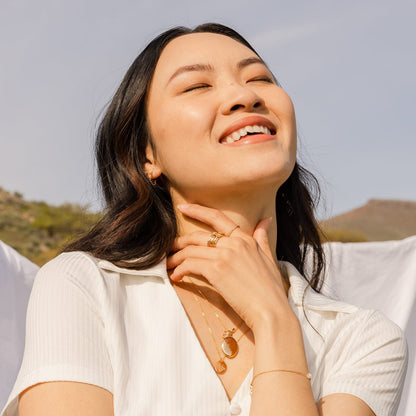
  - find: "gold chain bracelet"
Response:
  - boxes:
[250,369,312,393]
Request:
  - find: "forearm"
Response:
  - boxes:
[250,311,319,416]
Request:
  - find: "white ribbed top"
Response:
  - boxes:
[1,252,408,415]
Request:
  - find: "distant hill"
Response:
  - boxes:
[0,188,100,265]
[321,199,416,242]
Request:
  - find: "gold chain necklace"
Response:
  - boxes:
[186,276,250,374]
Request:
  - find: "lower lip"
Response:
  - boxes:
[221,134,277,146]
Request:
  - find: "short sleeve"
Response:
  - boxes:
[320,310,408,416]
[1,253,114,416]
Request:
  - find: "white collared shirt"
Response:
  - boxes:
[1,251,408,416]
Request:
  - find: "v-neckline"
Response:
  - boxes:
[167,279,253,404]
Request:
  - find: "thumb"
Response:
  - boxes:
[252,217,273,258]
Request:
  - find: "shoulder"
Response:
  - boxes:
[38,251,103,280]
[284,261,408,362]
[322,307,407,368]
[32,251,168,310]
[318,310,408,416]
[350,308,406,344]
[34,251,108,293]
[26,251,116,320]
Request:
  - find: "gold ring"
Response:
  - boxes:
[226,225,240,237]
[207,232,224,248]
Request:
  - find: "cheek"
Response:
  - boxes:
[277,93,297,151]
[153,101,214,150]
[174,100,215,139]
[148,102,215,179]
[281,94,296,127]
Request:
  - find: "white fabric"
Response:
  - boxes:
[317,237,416,416]
[0,242,38,410]
[1,252,407,416]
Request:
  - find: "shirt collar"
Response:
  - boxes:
[284,262,358,313]
[97,257,357,314]
[97,257,169,280]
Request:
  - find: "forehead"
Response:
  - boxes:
[153,32,257,79]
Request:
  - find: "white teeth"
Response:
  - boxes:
[221,124,273,144]
[225,136,234,143]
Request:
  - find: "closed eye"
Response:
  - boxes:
[247,76,274,84]
[183,84,211,93]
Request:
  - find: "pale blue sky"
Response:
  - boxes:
[1,0,415,217]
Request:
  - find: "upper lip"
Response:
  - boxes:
[219,115,277,143]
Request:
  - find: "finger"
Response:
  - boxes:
[167,246,218,269]
[252,217,273,258]
[171,231,215,251]
[177,203,242,236]
[170,258,215,282]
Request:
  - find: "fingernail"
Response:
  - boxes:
[177,204,190,211]
[170,274,182,282]
[264,217,273,228]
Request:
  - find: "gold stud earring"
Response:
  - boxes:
[147,172,157,186]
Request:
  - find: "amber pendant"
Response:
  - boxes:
[222,333,239,358]
[215,359,227,374]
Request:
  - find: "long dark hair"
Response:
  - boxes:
[65,23,325,291]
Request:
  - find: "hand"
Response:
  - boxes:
[167,203,293,331]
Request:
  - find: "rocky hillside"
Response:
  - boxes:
[0,188,100,265]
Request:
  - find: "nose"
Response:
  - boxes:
[219,83,265,115]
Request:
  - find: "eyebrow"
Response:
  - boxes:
[167,56,267,85]
[167,63,214,84]
[237,56,266,69]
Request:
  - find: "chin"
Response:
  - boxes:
[239,159,294,186]
[170,159,295,201]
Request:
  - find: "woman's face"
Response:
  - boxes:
[146,32,297,202]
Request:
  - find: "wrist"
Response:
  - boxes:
[251,304,300,338]
[251,309,309,375]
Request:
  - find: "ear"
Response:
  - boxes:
[144,143,162,180]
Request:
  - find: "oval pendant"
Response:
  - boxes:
[222,336,239,358]
[215,359,227,374]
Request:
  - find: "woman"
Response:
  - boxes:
[2,24,407,416]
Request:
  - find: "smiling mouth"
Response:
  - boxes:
[219,124,276,144]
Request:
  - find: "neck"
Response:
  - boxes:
[171,187,279,264]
